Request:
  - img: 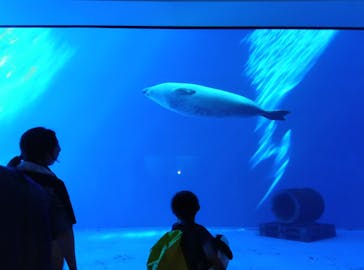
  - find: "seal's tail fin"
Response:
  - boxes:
[261,110,290,120]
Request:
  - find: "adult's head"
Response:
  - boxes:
[171,190,200,223]
[19,127,60,166]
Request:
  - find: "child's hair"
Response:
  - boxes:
[171,190,200,222]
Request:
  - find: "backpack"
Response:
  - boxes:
[147,230,189,270]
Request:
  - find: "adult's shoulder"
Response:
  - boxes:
[24,171,65,187]
[0,165,19,178]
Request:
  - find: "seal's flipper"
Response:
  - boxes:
[261,110,290,120]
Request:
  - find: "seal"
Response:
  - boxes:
[143,82,289,120]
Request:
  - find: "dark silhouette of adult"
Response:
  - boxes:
[0,165,51,270]
[8,127,77,270]
[171,190,233,270]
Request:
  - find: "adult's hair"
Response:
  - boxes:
[171,190,200,222]
[8,127,59,167]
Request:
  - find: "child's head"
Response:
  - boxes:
[171,190,200,223]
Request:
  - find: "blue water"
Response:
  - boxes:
[0,28,363,230]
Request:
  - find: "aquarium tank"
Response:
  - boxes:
[1,27,362,227]
[1,1,364,269]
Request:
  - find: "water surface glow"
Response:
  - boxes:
[0,28,73,122]
[244,29,337,207]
